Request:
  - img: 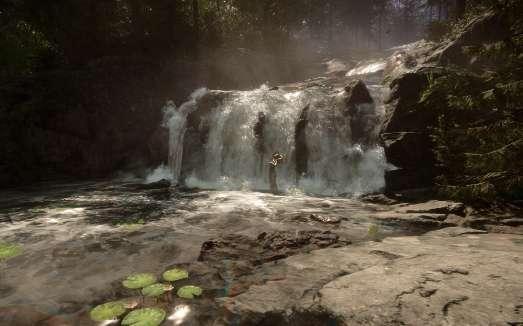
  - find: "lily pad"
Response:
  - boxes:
[177,285,203,299]
[0,243,22,261]
[121,308,166,326]
[162,268,189,282]
[141,283,173,297]
[89,301,126,322]
[122,273,157,289]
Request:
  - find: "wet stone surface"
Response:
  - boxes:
[2,181,511,325]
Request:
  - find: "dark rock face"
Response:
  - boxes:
[379,9,515,193]
[381,69,441,192]
[381,131,437,191]
[199,230,349,266]
[344,80,376,146]
[344,80,374,111]
[197,230,350,299]
[294,105,310,181]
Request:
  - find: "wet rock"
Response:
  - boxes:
[360,194,398,205]
[442,214,465,227]
[344,80,373,109]
[295,105,310,181]
[308,214,341,224]
[371,212,446,228]
[382,132,433,171]
[199,230,349,266]
[137,179,171,190]
[343,80,376,146]
[501,218,523,227]
[0,306,54,326]
[380,68,444,191]
[424,227,487,237]
[395,200,466,216]
[218,229,523,325]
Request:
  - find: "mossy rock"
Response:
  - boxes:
[122,273,157,289]
[121,308,166,326]
[89,301,126,322]
[162,268,189,282]
[141,283,173,297]
[177,285,203,299]
[0,243,22,261]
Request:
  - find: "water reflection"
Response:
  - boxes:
[168,305,191,325]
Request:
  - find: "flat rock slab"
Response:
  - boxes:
[394,200,466,215]
[218,227,523,325]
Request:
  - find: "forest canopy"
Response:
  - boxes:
[1,0,482,78]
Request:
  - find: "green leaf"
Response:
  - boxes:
[121,308,166,326]
[177,285,203,299]
[141,283,173,297]
[162,268,189,282]
[122,273,157,289]
[89,301,126,322]
[0,243,22,261]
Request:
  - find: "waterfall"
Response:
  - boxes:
[159,65,390,196]
[163,88,208,183]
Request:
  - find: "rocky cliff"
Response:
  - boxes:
[379,5,523,201]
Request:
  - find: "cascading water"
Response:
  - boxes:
[163,88,208,183]
[159,64,391,196]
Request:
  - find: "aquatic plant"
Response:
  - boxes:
[162,268,189,282]
[89,301,126,322]
[177,285,203,299]
[141,283,173,297]
[0,243,22,261]
[122,273,157,289]
[367,224,380,241]
[121,308,166,326]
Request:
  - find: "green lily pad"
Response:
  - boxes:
[177,285,203,299]
[122,273,157,289]
[162,268,189,282]
[0,243,22,261]
[89,301,126,322]
[141,283,173,297]
[121,308,166,326]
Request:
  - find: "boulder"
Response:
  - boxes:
[217,230,523,325]
[382,132,434,169]
[294,105,310,180]
[380,67,445,191]
[343,80,376,146]
[385,169,435,193]
[394,200,466,216]
[198,230,349,266]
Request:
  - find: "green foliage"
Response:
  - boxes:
[89,301,127,322]
[122,273,157,289]
[177,285,203,299]
[121,308,166,326]
[0,20,52,79]
[367,224,380,241]
[0,243,23,261]
[141,283,172,297]
[418,20,523,202]
[162,268,189,282]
